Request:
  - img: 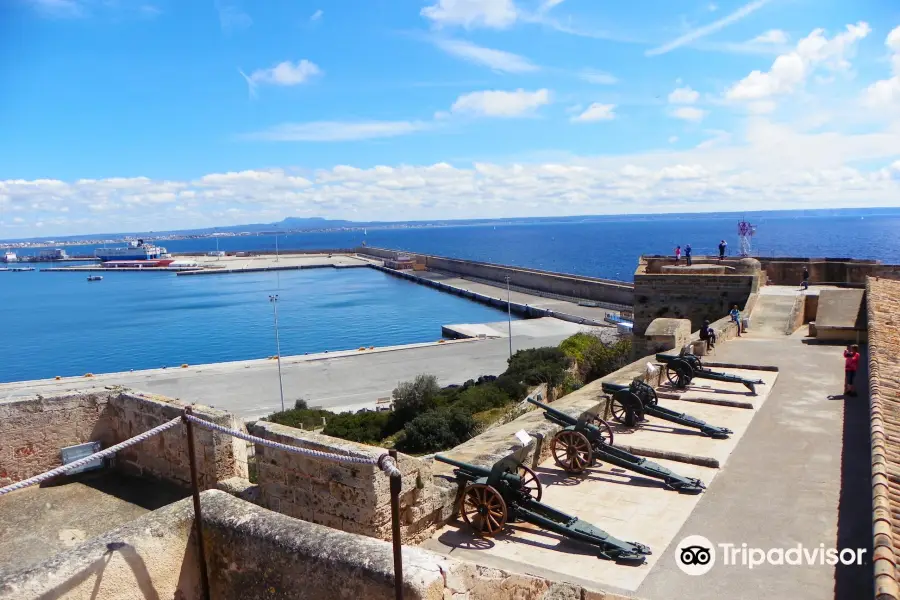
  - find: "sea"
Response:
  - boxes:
[3,213,899,383]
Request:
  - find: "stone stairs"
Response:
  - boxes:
[749,288,802,338]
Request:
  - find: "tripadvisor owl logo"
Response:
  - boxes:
[675,535,715,576]
[674,535,868,575]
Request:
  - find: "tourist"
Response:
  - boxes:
[801,267,810,290]
[718,240,727,260]
[844,344,860,397]
[729,304,742,336]
[699,319,716,351]
[685,244,692,266]
[674,245,681,263]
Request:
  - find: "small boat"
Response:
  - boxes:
[87,275,103,282]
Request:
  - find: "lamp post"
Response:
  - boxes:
[269,294,285,412]
[505,276,513,359]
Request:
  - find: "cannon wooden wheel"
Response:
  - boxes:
[459,483,508,536]
[515,462,543,501]
[666,359,693,389]
[551,430,593,473]
[609,391,642,425]
[585,414,615,446]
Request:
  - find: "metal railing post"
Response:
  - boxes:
[388,449,404,600]
[183,407,211,600]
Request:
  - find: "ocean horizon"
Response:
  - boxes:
[4,213,899,383]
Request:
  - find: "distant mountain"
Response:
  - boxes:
[3,207,900,244]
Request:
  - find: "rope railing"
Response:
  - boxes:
[1,409,405,600]
[183,413,402,478]
[0,416,182,497]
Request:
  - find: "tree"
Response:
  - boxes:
[396,408,476,454]
[504,347,570,388]
[391,374,441,425]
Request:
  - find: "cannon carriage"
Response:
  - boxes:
[656,347,765,394]
[435,454,652,563]
[601,379,733,439]
[526,398,705,493]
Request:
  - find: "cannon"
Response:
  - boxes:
[527,398,705,493]
[656,348,765,394]
[601,379,733,439]
[435,454,651,563]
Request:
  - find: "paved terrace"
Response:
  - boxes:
[423,289,872,599]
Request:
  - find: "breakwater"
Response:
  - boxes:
[358,246,635,307]
[367,263,606,326]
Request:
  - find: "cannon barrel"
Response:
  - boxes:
[654,353,678,363]
[601,382,628,393]
[526,397,578,426]
[434,454,492,478]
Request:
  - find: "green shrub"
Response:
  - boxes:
[293,398,309,410]
[267,407,335,430]
[559,333,632,384]
[504,347,570,387]
[454,383,511,414]
[323,411,392,445]
[559,332,598,363]
[396,408,477,454]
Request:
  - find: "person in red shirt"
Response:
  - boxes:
[844,344,860,397]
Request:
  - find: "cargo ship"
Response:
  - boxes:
[94,239,169,262]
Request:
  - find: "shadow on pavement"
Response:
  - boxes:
[834,346,873,600]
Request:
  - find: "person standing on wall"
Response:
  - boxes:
[718,240,727,260]
[844,344,860,397]
[801,267,810,290]
[685,244,692,266]
[674,245,681,264]
[729,304,742,336]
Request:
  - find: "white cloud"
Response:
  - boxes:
[215,0,252,33]
[668,86,699,104]
[671,106,706,122]
[541,0,565,9]
[243,121,429,142]
[421,0,518,30]
[310,9,323,21]
[726,22,871,102]
[571,103,616,122]
[751,29,789,45]
[27,0,84,17]
[6,118,900,237]
[708,3,718,11]
[449,89,551,117]
[433,39,538,73]
[862,26,900,111]
[579,70,618,85]
[646,0,773,56]
[240,60,321,97]
[244,60,321,86]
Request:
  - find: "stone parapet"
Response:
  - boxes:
[0,390,248,491]
[249,421,440,543]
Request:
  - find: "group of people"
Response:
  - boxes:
[673,240,729,265]
[698,304,744,351]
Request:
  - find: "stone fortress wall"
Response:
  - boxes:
[0,390,248,490]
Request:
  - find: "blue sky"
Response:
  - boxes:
[1,0,899,237]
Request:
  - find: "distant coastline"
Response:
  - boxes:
[2,206,899,249]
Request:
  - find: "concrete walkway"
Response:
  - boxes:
[0,329,585,419]
[637,335,872,600]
